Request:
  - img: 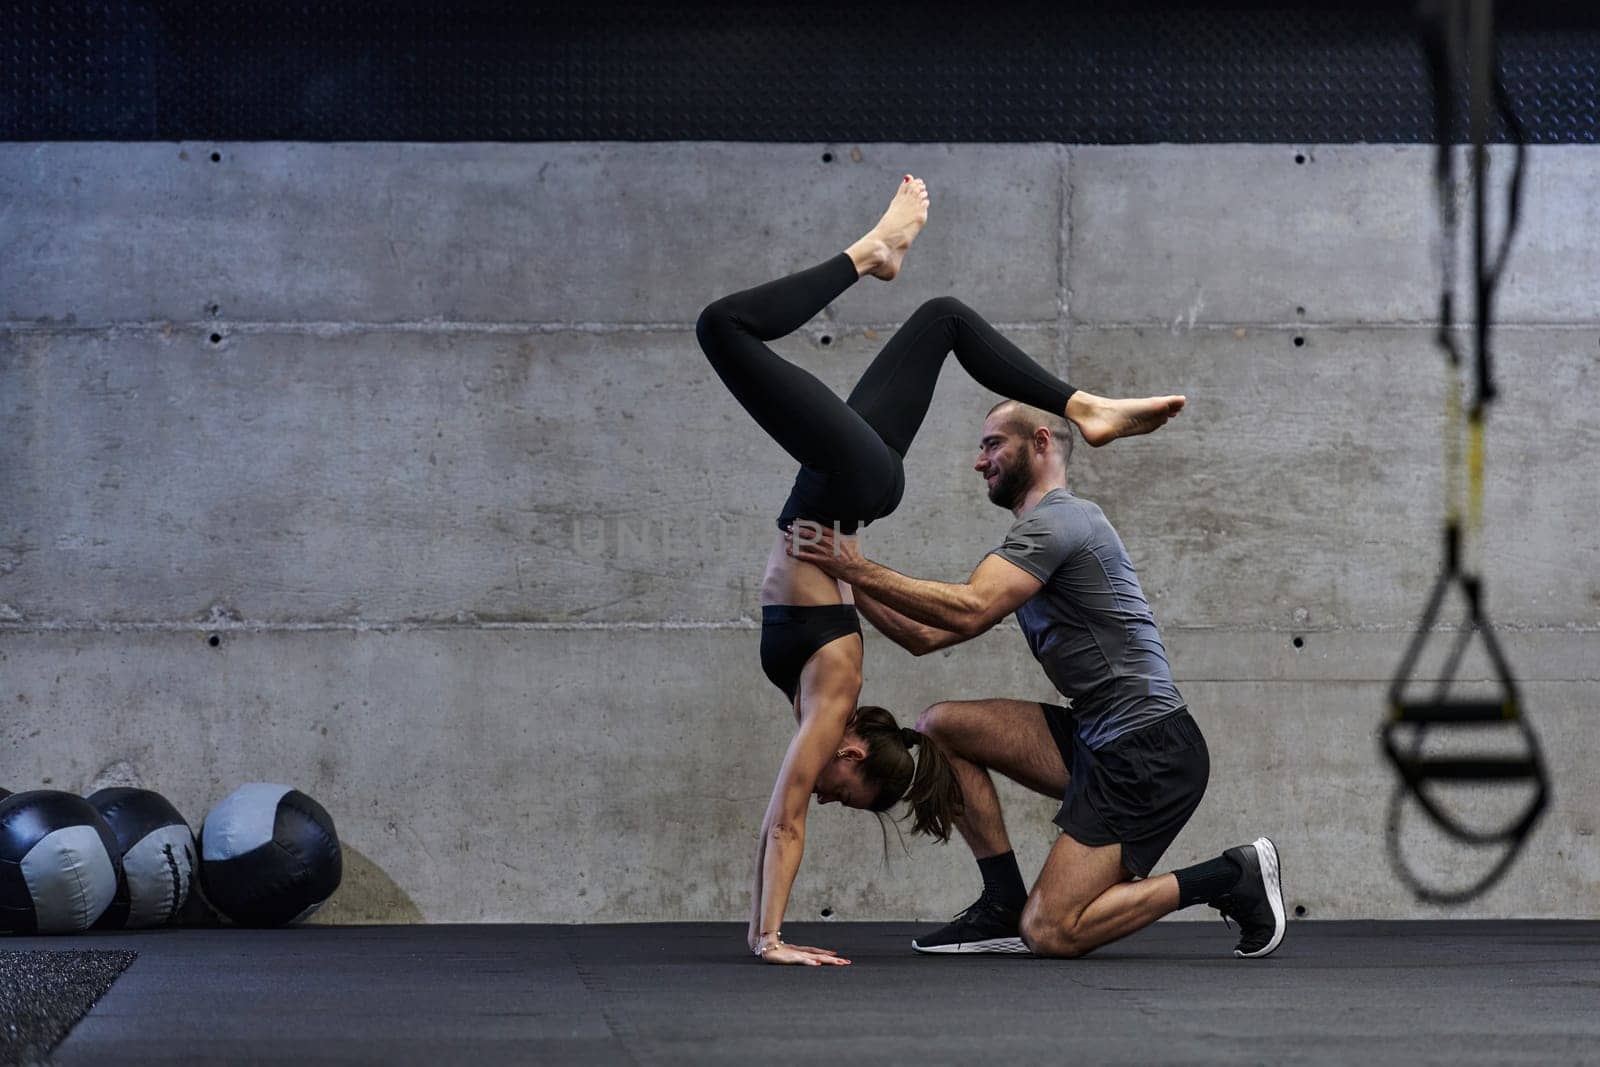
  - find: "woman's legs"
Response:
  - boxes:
[844,295,1193,458]
[845,296,1075,457]
[696,253,892,484]
[696,179,932,522]
[698,176,1185,532]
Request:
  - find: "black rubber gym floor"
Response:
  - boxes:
[3,921,1598,1065]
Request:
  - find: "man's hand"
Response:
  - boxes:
[784,521,865,579]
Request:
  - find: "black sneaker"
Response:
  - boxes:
[912,895,1028,955]
[1211,836,1285,959]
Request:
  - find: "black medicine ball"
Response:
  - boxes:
[197,783,342,927]
[0,790,122,934]
[87,787,197,929]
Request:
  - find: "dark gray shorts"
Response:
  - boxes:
[1040,705,1210,877]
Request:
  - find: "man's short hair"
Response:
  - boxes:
[987,399,1074,466]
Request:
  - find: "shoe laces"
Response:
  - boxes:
[953,897,988,921]
[955,893,1011,922]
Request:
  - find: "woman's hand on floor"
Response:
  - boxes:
[758,942,851,966]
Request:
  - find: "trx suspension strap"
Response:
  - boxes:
[1382,0,1548,905]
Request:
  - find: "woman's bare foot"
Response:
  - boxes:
[1066,391,1188,447]
[845,176,930,280]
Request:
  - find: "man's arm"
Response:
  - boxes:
[791,526,1042,640]
[852,588,967,656]
[847,553,1042,638]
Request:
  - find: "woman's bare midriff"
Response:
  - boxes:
[760,531,856,608]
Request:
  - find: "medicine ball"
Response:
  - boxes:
[197,783,342,927]
[0,790,122,934]
[86,788,196,929]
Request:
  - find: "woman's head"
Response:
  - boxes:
[831,704,964,842]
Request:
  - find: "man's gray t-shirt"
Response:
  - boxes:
[989,487,1185,749]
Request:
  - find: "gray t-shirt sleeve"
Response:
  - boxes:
[990,499,1089,583]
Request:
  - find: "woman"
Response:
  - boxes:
[695,177,1181,965]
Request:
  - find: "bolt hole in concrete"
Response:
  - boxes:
[1292,635,1305,649]
[209,333,222,344]
[1293,336,1305,347]
[1294,152,1306,164]
[1295,905,1308,918]
[207,634,221,648]
[820,907,834,918]
[821,151,834,163]
[210,151,221,162]
[1295,305,1306,316]
[819,334,832,346]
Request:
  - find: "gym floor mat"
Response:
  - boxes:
[6,922,1596,1065]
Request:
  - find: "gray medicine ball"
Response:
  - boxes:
[0,790,123,934]
[86,787,197,929]
[197,783,342,927]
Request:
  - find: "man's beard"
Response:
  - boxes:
[986,452,1032,509]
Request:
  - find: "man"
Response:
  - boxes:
[788,399,1284,959]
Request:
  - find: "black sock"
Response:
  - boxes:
[977,850,1027,910]
[1174,854,1243,909]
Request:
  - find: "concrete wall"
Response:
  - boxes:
[2,143,1596,924]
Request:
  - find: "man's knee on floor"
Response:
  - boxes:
[1020,902,1091,959]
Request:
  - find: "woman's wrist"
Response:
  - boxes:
[754,930,783,956]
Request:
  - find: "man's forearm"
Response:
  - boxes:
[854,589,963,654]
[847,559,985,635]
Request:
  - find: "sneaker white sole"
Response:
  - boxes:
[912,936,1029,955]
[1235,835,1285,959]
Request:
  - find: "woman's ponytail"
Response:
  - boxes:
[853,706,966,843]
[896,725,965,842]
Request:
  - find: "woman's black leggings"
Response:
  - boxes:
[696,253,1076,533]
